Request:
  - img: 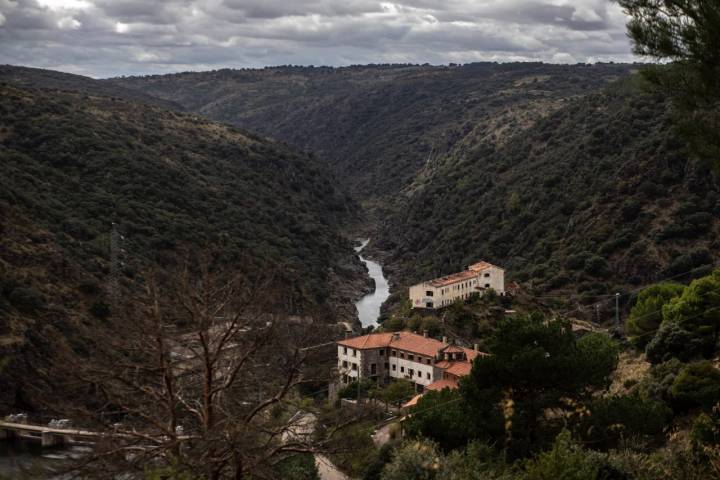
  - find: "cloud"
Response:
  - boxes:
[0,0,636,78]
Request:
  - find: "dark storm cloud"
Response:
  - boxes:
[0,0,635,78]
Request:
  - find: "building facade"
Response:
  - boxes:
[336,331,484,393]
[409,261,505,309]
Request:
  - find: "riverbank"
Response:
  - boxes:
[354,239,391,329]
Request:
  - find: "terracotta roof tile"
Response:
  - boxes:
[445,362,472,377]
[336,332,394,350]
[337,331,447,357]
[427,269,477,288]
[468,261,494,272]
[426,378,459,391]
[402,394,423,409]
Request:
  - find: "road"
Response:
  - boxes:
[284,412,352,480]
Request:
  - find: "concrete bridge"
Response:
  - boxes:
[0,420,103,448]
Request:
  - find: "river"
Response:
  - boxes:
[354,239,390,328]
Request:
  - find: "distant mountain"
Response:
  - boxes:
[111,64,720,315]
[0,79,360,409]
[0,65,183,111]
[378,77,720,308]
[109,63,636,199]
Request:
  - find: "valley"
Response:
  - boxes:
[1,59,719,480]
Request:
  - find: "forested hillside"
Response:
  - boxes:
[379,77,720,308]
[109,63,634,199]
[112,63,720,311]
[0,65,183,111]
[0,81,360,409]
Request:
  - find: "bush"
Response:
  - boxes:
[645,319,702,364]
[89,300,110,319]
[626,283,685,347]
[524,430,599,480]
[584,255,610,278]
[578,395,671,449]
[8,286,45,313]
[380,440,444,480]
[670,361,720,410]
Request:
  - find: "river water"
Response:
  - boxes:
[354,239,390,329]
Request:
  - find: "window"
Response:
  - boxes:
[400,352,405,359]
[400,366,405,373]
[484,273,490,278]
[426,372,431,379]
[384,362,389,370]
[408,354,414,361]
[408,369,414,376]
[392,364,397,371]
[391,350,397,356]
[343,347,347,355]
[417,370,422,378]
[351,363,357,370]
[371,363,376,375]
[352,349,356,357]
[425,358,431,365]
[485,283,490,288]
[426,290,433,297]
[379,349,384,356]
[342,361,348,368]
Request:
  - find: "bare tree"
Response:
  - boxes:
[56,252,340,479]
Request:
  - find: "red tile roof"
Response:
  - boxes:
[336,332,394,350]
[426,378,459,391]
[402,394,423,409]
[445,362,472,377]
[463,348,488,361]
[427,269,477,288]
[468,261,495,272]
[337,331,447,357]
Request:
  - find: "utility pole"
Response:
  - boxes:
[615,292,620,330]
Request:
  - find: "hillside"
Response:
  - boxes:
[109,63,635,200]
[110,63,720,314]
[0,81,361,410]
[378,77,720,314]
[0,65,183,111]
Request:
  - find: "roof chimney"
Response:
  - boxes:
[392,332,400,341]
[474,343,480,352]
[423,330,428,338]
[442,336,448,345]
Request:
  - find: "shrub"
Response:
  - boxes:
[578,395,671,449]
[626,283,685,347]
[381,440,444,480]
[524,430,599,480]
[645,319,702,364]
[89,300,110,319]
[8,286,45,314]
[670,361,720,410]
[584,255,610,278]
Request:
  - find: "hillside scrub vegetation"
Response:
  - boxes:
[0,81,360,411]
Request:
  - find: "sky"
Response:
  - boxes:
[0,0,637,78]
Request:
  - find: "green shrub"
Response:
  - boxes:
[8,286,45,313]
[524,430,599,480]
[626,283,685,347]
[578,395,671,449]
[670,361,720,410]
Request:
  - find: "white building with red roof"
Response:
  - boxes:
[409,261,505,309]
[336,331,486,393]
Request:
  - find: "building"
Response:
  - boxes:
[336,331,485,393]
[409,261,505,309]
